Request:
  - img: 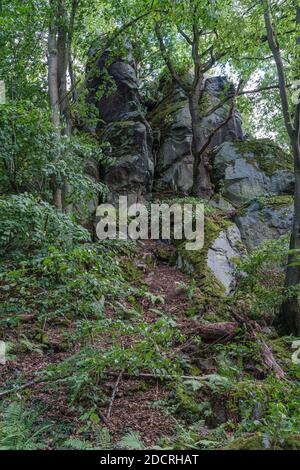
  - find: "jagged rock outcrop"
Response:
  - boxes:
[148,77,244,193]
[212,140,294,206]
[86,47,154,202]
[235,195,293,251]
[85,51,294,270]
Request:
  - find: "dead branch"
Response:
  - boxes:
[107,371,123,419]
[186,321,238,343]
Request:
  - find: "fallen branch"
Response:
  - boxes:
[106,371,213,382]
[186,321,238,343]
[231,312,285,379]
[107,371,123,419]
[251,329,285,379]
[0,371,215,401]
[0,376,69,399]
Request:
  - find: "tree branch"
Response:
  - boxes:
[198,80,244,158]
[263,0,294,138]
[178,29,193,45]
[155,22,190,93]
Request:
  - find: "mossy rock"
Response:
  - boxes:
[175,213,242,297]
[212,140,294,207]
[235,196,293,251]
[234,139,292,176]
[156,244,177,265]
[255,194,293,210]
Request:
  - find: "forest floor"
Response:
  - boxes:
[0,240,196,447]
[0,237,300,450]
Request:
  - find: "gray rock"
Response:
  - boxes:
[148,77,244,193]
[177,223,245,295]
[235,197,293,251]
[207,224,244,294]
[212,140,294,206]
[86,47,154,200]
[209,195,236,212]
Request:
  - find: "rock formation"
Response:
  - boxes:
[86,47,154,203]
[148,77,244,193]
[211,139,294,206]
[85,52,294,293]
[235,196,293,251]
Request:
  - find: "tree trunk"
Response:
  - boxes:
[48,0,74,213]
[279,141,300,335]
[189,94,213,199]
[57,0,73,213]
[48,8,63,211]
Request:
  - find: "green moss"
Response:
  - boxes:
[282,435,300,449]
[269,336,292,369]
[156,245,176,265]
[176,215,232,298]
[237,195,293,219]
[120,259,142,282]
[224,434,265,450]
[257,195,293,209]
[234,139,292,176]
[225,433,300,450]
[149,97,187,129]
[171,384,204,420]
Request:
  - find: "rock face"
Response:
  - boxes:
[235,196,293,251]
[212,140,294,206]
[206,224,244,294]
[84,53,294,279]
[148,77,244,193]
[176,220,245,296]
[86,48,154,202]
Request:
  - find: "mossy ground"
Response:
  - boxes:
[225,433,300,450]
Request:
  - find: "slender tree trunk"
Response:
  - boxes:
[279,140,300,335]
[189,92,213,199]
[57,0,73,213]
[48,0,75,212]
[263,0,300,334]
[48,7,63,211]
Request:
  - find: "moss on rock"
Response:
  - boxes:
[234,139,292,176]
[176,213,233,298]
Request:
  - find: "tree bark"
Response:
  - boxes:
[263,0,300,334]
[279,142,300,335]
[57,0,73,213]
[48,4,63,211]
[189,92,213,199]
[47,0,76,212]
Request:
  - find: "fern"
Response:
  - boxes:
[118,431,146,450]
[0,402,50,450]
[64,428,113,450]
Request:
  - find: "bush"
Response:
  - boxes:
[0,194,90,258]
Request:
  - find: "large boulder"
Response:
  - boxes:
[176,216,245,295]
[86,47,154,202]
[212,140,294,206]
[235,195,293,251]
[148,77,244,193]
[206,224,244,294]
